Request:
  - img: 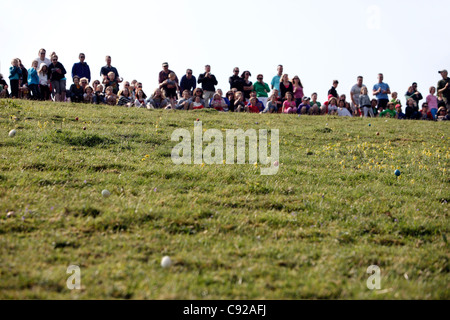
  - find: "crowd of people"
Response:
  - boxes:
[1,48,450,121]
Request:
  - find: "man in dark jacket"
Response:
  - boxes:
[72,53,91,82]
[198,65,218,103]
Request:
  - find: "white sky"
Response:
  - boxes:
[1,0,449,105]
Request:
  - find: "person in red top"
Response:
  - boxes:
[420,103,434,120]
[247,97,261,113]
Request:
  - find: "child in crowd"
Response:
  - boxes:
[211,93,227,111]
[17,58,29,99]
[337,99,352,116]
[264,92,280,113]
[282,92,297,114]
[117,87,133,107]
[9,58,22,98]
[328,97,338,115]
[38,64,50,100]
[247,97,261,113]
[390,92,401,109]
[176,90,192,110]
[93,84,105,104]
[298,97,311,115]
[405,98,420,119]
[84,86,94,104]
[234,91,246,112]
[192,95,205,110]
[160,72,179,107]
[310,93,321,115]
[359,87,375,118]
[371,99,378,116]
[103,72,119,94]
[395,104,406,119]
[134,89,147,108]
[379,102,396,118]
[68,76,84,103]
[104,86,117,105]
[426,87,438,120]
[27,60,40,100]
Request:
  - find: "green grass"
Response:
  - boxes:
[0,99,449,299]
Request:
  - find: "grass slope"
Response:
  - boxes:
[0,99,449,299]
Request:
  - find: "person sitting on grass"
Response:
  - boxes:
[395,104,406,119]
[437,106,449,121]
[247,97,261,113]
[419,103,434,120]
[282,92,297,114]
[328,97,338,115]
[405,98,420,119]
[379,102,396,118]
[104,86,117,105]
[84,86,94,104]
[247,91,264,112]
[263,92,280,113]
[297,96,311,115]
[93,84,105,104]
[176,90,192,110]
[189,88,207,109]
[0,73,9,98]
[192,95,205,110]
[68,76,84,103]
[147,88,169,109]
[337,99,353,117]
[117,87,133,107]
[134,89,147,108]
[210,93,228,111]
[234,91,246,112]
[308,93,320,115]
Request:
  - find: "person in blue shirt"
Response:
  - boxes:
[271,65,283,97]
[27,60,41,100]
[373,73,391,114]
[9,58,22,98]
[179,69,196,95]
[72,53,91,83]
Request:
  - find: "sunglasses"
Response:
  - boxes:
[187,73,192,75]
[257,78,263,80]
[52,59,57,61]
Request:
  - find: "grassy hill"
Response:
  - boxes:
[0,99,448,299]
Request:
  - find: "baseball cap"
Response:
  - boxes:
[303,97,310,101]
[162,62,169,67]
[438,69,448,74]
[395,104,401,108]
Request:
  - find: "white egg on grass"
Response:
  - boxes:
[161,256,173,268]
[9,129,17,137]
[102,189,111,198]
